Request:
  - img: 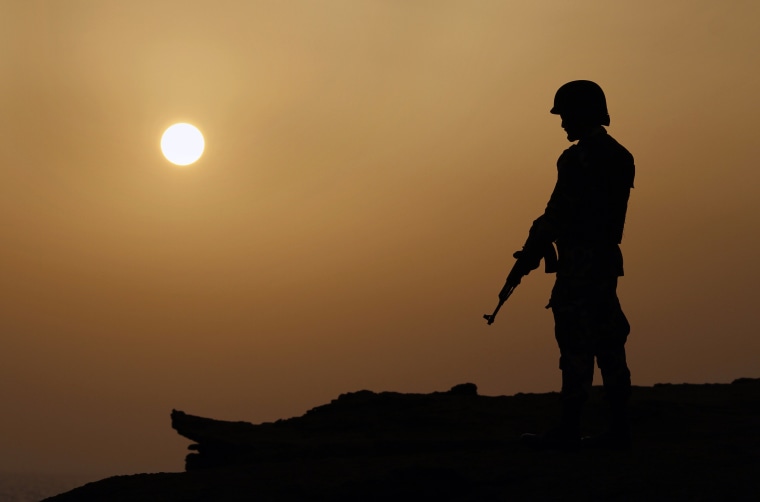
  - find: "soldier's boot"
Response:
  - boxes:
[582,399,631,450]
[521,402,582,451]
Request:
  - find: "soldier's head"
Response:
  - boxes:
[550,80,610,141]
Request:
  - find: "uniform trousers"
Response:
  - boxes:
[549,275,631,427]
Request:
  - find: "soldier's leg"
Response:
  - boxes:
[597,343,631,409]
[596,306,631,434]
[589,281,632,448]
[554,309,595,436]
[521,278,592,449]
[550,277,597,437]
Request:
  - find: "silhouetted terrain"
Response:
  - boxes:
[45,379,760,501]
[0,472,90,502]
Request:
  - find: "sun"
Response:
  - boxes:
[161,123,205,166]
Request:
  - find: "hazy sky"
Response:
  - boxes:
[2,0,759,477]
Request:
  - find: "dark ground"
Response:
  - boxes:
[45,379,760,501]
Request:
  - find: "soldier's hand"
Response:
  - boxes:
[512,249,542,271]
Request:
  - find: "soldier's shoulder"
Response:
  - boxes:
[600,133,634,163]
[601,133,635,187]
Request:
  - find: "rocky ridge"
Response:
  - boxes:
[46,379,760,501]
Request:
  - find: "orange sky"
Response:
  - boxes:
[1,0,759,478]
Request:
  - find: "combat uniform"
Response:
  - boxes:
[523,126,635,437]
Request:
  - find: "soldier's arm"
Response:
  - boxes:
[519,146,578,262]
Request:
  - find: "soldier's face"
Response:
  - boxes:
[560,114,592,142]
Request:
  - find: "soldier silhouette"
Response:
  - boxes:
[500,80,635,450]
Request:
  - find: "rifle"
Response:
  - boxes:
[483,242,557,326]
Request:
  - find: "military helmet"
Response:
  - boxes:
[550,80,610,126]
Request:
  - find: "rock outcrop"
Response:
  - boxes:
[171,382,504,471]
